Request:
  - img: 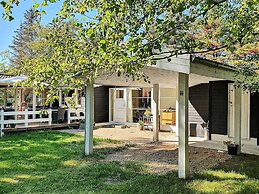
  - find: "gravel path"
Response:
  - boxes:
[104,142,231,175]
[60,127,232,175]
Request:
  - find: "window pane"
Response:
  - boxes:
[116,90,124,98]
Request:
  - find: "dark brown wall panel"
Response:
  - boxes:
[250,93,259,141]
[209,81,229,136]
[189,83,209,122]
[189,83,210,137]
[94,86,110,123]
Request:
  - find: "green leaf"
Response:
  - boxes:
[33,3,39,9]
[42,0,47,6]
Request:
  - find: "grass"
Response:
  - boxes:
[0,131,259,194]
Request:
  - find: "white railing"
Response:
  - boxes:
[0,108,86,137]
[67,108,85,124]
[0,109,52,137]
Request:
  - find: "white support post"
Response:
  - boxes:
[234,87,242,154]
[84,84,94,155]
[177,72,189,179]
[152,84,159,142]
[25,109,29,127]
[48,108,52,125]
[59,90,62,107]
[33,89,37,119]
[67,109,71,124]
[75,89,79,106]
[14,88,18,120]
[3,88,7,107]
[0,109,4,137]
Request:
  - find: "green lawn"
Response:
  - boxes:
[0,131,259,194]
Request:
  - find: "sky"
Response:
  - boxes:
[0,0,62,52]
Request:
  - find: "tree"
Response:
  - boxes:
[0,49,11,72]
[9,8,39,74]
[1,0,258,97]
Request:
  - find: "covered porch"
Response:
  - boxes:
[82,55,241,178]
[0,74,85,136]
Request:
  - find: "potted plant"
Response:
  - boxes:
[144,109,152,117]
[223,141,239,155]
[138,120,144,130]
[79,119,85,130]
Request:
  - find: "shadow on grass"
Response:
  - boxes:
[189,154,259,193]
[1,131,259,194]
[0,131,192,193]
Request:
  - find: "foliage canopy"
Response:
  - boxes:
[1,0,258,99]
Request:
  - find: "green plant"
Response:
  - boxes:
[223,140,238,147]
[39,109,48,117]
[138,120,144,126]
[144,109,152,117]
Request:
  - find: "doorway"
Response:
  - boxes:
[113,88,127,123]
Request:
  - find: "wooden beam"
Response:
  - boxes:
[177,72,189,179]
[234,87,242,154]
[84,84,94,155]
[152,84,159,142]
[190,62,236,80]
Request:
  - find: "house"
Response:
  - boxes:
[81,54,259,178]
[1,55,258,179]
[0,73,111,133]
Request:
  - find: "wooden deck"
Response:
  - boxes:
[2,123,79,133]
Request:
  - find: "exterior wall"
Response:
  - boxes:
[160,88,177,110]
[189,83,210,137]
[94,86,110,123]
[250,92,259,145]
[210,82,258,146]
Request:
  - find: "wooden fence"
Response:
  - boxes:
[0,108,85,137]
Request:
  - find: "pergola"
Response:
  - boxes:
[83,55,241,179]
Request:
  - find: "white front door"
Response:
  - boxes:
[113,89,127,123]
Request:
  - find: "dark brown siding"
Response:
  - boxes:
[189,83,210,137]
[250,93,259,143]
[209,81,230,137]
[94,86,110,123]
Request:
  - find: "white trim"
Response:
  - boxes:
[228,83,235,138]
[109,88,112,122]
[241,91,250,140]
[190,62,235,80]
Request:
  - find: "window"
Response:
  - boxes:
[116,90,124,98]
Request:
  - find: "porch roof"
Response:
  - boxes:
[95,56,237,88]
[0,74,26,86]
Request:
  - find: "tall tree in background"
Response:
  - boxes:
[9,8,39,74]
[0,49,11,73]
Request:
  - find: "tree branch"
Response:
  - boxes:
[142,0,228,48]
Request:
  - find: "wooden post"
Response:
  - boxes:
[25,109,28,127]
[32,89,36,119]
[3,88,7,107]
[177,72,189,179]
[14,88,18,120]
[152,84,159,142]
[48,108,52,125]
[0,109,4,137]
[67,109,71,124]
[75,89,79,106]
[84,84,94,155]
[234,87,242,154]
[59,90,62,107]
